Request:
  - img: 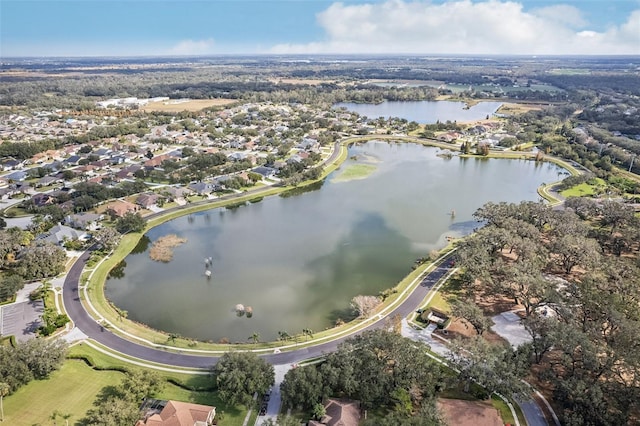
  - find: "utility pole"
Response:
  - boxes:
[629,155,636,173]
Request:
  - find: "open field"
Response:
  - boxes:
[497,102,546,115]
[270,78,337,85]
[140,98,236,112]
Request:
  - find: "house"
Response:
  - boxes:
[36,175,62,188]
[188,181,218,195]
[162,186,193,200]
[0,187,18,200]
[105,199,140,217]
[66,212,103,231]
[309,398,361,426]
[136,400,216,426]
[136,192,160,209]
[64,155,82,166]
[5,170,27,181]
[37,224,87,246]
[31,193,56,207]
[0,158,22,171]
[252,166,277,179]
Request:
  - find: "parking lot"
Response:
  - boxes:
[0,299,44,342]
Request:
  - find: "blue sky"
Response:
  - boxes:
[1,0,639,56]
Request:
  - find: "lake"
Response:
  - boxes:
[105,141,563,342]
[334,100,502,124]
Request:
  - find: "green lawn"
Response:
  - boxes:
[3,359,124,426]
[560,178,606,198]
[3,344,250,426]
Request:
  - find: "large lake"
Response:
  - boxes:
[334,100,502,124]
[105,141,563,342]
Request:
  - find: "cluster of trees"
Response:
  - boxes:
[0,339,67,395]
[281,330,447,424]
[0,227,67,286]
[84,370,164,426]
[212,352,274,407]
[455,200,640,425]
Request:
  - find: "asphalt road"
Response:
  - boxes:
[63,249,453,368]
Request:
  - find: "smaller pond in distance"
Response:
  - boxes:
[105,141,564,343]
[334,100,502,124]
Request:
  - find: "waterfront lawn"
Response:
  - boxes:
[3,359,124,426]
[560,177,606,198]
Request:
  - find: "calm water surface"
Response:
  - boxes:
[105,141,563,342]
[334,100,502,123]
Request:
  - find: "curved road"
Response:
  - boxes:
[63,250,453,368]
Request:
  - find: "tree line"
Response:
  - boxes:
[455,200,640,425]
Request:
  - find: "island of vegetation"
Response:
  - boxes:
[148,234,188,262]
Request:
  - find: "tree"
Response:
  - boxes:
[277,331,291,341]
[350,295,381,318]
[0,274,24,302]
[115,212,145,234]
[302,328,314,341]
[0,218,5,230]
[281,365,324,411]
[92,227,120,251]
[320,330,446,409]
[551,234,601,274]
[448,336,530,397]
[213,352,275,406]
[15,338,67,380]
[84,370,162,426]
[450,299,494,335]
[0,382,8,422]
[249,332,260,344]
[17,241,67,280]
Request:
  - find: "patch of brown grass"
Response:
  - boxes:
[437,398,503,426]
[140,99,236,112]
[149,234,187,262]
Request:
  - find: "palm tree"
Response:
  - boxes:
[302,328,314,341]
[0,382,9,422]
[249,332,260,344]
[62,412,72,426]
[278,331,290,341]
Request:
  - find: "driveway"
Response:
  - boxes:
[491,311,532,347]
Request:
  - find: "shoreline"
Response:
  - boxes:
[82,136,575,351]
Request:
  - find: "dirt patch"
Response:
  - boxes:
[140,99,236,112]
[437,398,504,426]
[149,234,187,262]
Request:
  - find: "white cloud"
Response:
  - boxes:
[270,0,640,55]
[530,4,587,29]
[168,38,215,55]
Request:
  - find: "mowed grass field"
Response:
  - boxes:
[140,98,236,112]
[3,360,124,426]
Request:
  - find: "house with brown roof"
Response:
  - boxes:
[136,400,216,426]
[105,199,140,217]
[136,192,160,209]
[309,398,361,426]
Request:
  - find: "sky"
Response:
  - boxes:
[1,0,639,57]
